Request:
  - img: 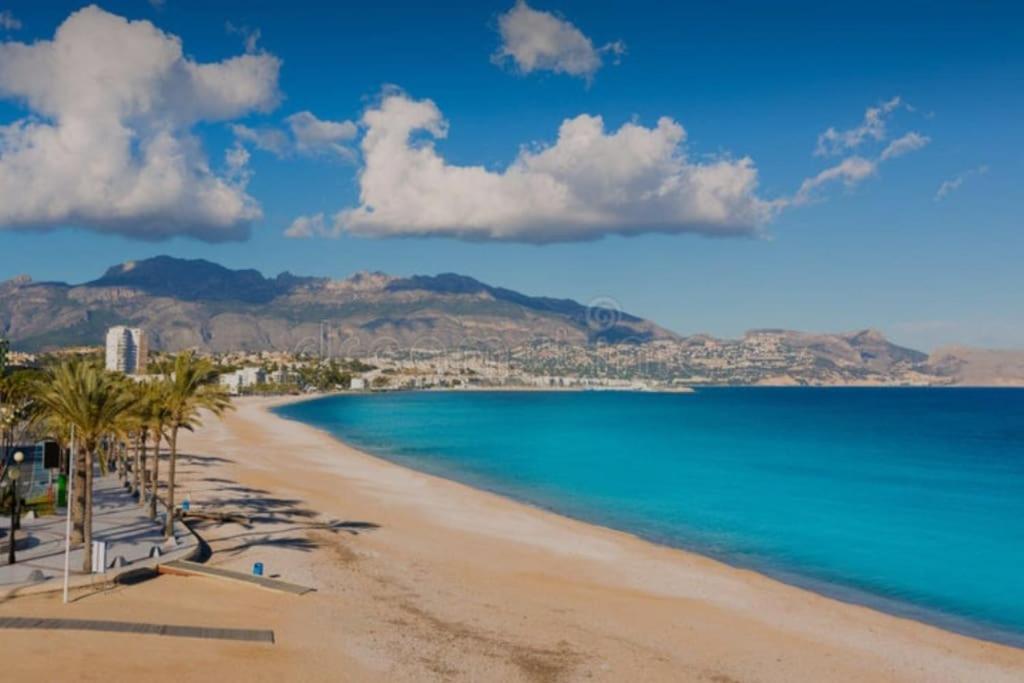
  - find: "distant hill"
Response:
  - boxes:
[1,256,1018,385]
[927,346,1024,386]
[0,256,674,353]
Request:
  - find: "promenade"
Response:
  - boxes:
[0,474,197,595]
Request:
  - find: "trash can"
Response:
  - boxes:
[253,562,264,577]
[57,474,67,508]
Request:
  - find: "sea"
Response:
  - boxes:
[274,388,1024,645]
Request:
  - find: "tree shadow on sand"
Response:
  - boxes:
[175,451,381,559]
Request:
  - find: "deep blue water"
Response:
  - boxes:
[274,388,1024,645]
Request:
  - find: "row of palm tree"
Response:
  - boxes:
[2,351,231,572]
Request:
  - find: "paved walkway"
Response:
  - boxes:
[0,473,196,591]
[0,616,274,643]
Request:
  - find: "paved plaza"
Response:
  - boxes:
[0,473,197,593]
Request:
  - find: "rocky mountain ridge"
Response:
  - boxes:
[1,257,1020,385]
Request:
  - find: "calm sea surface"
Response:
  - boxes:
[274,388,1024,645]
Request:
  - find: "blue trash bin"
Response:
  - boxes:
[253,562,264,577]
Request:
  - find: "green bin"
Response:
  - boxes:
[57,474,68,508]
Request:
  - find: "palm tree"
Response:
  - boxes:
[162,352,232,537]
[113,381,151,495]
[144,381,173,521]
[34,361,135,571]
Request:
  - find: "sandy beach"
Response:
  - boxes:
[3,394,1023,682]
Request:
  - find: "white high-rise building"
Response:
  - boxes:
[105,326,148,374]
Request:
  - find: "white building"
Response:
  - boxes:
[269,368,299,385]
[219,367,267,395]
[349,377,367,391]
[104,326,148,375]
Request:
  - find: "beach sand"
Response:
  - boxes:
[2,394,1023,682]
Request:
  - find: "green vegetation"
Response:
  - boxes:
[0,354,232,572]
[34,360,137,570]
[296,360,352,391]
[161,352,232,537]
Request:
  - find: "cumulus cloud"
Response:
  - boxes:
[0,10,21,31]
[935,165,988,201]
[317,92,773,243]
[815,96,905,157]
[284,213,332,239]
[233,111,357,160]
[880,131,930,160]
[0,6,280,241]
[492,0,624,81]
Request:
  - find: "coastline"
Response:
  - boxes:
[240,394,1024,680]
[270,391,1024,649]
[4,392,1022,682]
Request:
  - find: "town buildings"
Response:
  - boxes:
[104,326,148,374]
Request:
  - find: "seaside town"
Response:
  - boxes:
[3,330,664,394]
[1,322,956,399]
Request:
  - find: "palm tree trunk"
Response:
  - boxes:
[164,427,178,538]
[82,448,93,573]
[71,443,87,545]
[117,439,126,484]
[132,432,142,498]
[148,434,160,521]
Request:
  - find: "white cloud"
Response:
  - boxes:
[492,0,624,81]
[880,131,930,160]
[224,143,252,187]
[321,92,773,243]
[794,156,877,205]
[233,111,357,160]
[226,22,261,54]
[0,10,20,31]
[935,165,988,201]
[0,6,280,241]
[284,212,332,239]
[286,111,357,156]
[794,97,930,204]
[232,123,291,157]
[815,96,904,157]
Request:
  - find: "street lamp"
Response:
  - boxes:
[6,450,23,565]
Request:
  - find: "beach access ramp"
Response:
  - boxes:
[158,560,315,595]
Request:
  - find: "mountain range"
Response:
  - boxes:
[0,256,672,354]
[1,256,1021,385]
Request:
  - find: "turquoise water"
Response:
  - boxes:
[274,388,1024,645]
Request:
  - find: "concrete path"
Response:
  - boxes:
[0,616,274,642]
[0,473,198,595]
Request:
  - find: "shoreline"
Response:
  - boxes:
[6,392,1021,681]
[269,391,1024,649]
[240,393,1024,680]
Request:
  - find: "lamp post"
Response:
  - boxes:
[0,405,11,466]
[7,450,23,565]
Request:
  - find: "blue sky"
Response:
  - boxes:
[0,0,1021,350]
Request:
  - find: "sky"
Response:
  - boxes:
[0,0,1021,351]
